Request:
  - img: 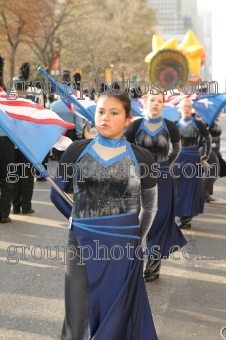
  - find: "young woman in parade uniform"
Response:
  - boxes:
[51,91,159,340]
[175,98,212,227]
[125,92,187,282]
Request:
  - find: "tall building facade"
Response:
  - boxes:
[149,0,198,36]
[197,7,212,81]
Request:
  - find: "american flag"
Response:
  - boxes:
[0,87,74,173]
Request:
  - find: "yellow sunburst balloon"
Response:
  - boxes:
[145,35,178,63]
[177,30,204,77]
[152,35,164,52]
[145,30,206,81]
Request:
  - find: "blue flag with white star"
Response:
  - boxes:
[192,93,226,126]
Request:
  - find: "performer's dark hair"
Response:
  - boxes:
[97,91,131,118]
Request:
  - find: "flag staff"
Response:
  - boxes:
[45,175,73,207]
[38,66,95,124]
[35,160,73,208]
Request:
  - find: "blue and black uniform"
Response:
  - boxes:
[175,116,211,225]
[51,135,158,340]
[125,116,187,280]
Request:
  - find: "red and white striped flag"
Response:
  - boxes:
[0,87,74,166]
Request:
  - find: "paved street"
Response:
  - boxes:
[0,116,226,340]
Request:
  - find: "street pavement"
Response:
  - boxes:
[0,116,226,340]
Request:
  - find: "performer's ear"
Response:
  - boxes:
[125,115,132,128]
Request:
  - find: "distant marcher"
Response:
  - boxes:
[175,98,212,228]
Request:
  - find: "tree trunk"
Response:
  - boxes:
[10,48,16,80]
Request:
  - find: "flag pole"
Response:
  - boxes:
[45,176,73,207]
[38,66,95,123]
[35,164,73,207]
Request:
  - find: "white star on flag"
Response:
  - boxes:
[197,98,214,108]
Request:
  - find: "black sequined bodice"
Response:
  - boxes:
[135,128,170,162]
[177,122,200,147]
[72,153,140,218]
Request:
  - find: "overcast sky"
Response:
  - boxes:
[197,0,212,10]
[210,1,226,91]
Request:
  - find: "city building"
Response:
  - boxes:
[149,0,198,36]
[197,6,212,81]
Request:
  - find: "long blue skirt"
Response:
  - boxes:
[72,212,158,340]
[147,160,187,257]
[175,146,205,218]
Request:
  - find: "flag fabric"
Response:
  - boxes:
[65,96,96,121]
[38,67,95,124]
[39,67,181,123]
[131,92,226,125]
[192,93,226,126]
[164,92,226,125]
[131,97,181,121]
[131,98,146,118]
[53,135,73,151]
[38,67,226,126]
[163,92,197,121]
[0,87,75,173]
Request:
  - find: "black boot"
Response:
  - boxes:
[178,216,192,229]
[143,258,161,282]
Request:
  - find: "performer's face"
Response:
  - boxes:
[145,93,164,118]
[95,96,131,139]
[180,100,193,118]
